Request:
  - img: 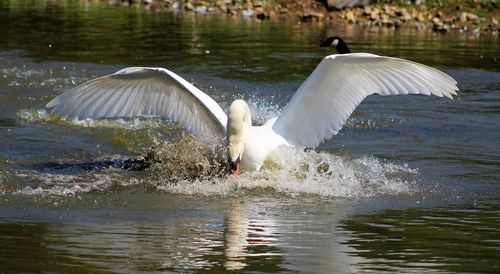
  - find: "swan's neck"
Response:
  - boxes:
[227,100,252,163]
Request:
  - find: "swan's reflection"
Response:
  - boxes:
[224,198,280,270]
[0,196,363,272]
[224,199,250,270]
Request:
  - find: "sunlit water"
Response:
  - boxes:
[0,0,499,272]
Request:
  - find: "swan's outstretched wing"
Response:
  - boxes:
[272,53,458,147]
[47,67,228,139]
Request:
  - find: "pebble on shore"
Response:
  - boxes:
[106,0,499,34]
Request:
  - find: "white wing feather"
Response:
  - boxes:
[46,67,228,140]
[272,53,458,147]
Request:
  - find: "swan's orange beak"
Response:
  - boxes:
[229,157,241,176]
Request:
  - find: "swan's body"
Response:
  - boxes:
[46,53,458,174]
[235,111,288,171]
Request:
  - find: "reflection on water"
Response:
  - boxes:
[224,199,285,272]
[2,199,498,272]
[0,222,91,272]
[341,201,500,272]
[225,199,252,270]
[0,198,288,272]
[0,0,498,81]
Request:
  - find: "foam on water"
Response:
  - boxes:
[16,173,115,196]
[12,142,418,198]
[155,146,418,197]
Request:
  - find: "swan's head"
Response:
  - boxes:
[320,36,351,54]
[227,100,252,176]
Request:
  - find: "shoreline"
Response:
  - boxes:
[101,0,499,35]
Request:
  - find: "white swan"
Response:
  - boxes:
[46,53,458,175]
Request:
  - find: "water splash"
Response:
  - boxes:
[155,146,418,198]
[17,108,177,130]
[16,173,115,196]
[0,55,91,93]
[13,142,418,198]
[345,117,407,130]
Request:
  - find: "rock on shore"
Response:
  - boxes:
[105,0,499,34]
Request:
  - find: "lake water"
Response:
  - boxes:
[0,0,499,272]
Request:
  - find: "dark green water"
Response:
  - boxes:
[0,0,499,272]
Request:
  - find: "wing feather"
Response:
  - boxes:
[46,67,228,140]
[70,80,122,118]
[272,53,458,147]
[111,80,137,116]
[94,80,130,118]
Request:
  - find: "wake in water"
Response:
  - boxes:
[12,137,418,198]
[12,98,418,198]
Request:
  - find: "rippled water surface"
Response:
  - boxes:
[1,0,499,272]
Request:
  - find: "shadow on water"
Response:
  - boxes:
[26,137,229,185]
[32,157,153,172]
[0,118,17,127]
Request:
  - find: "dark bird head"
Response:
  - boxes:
[320,36,351,54]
